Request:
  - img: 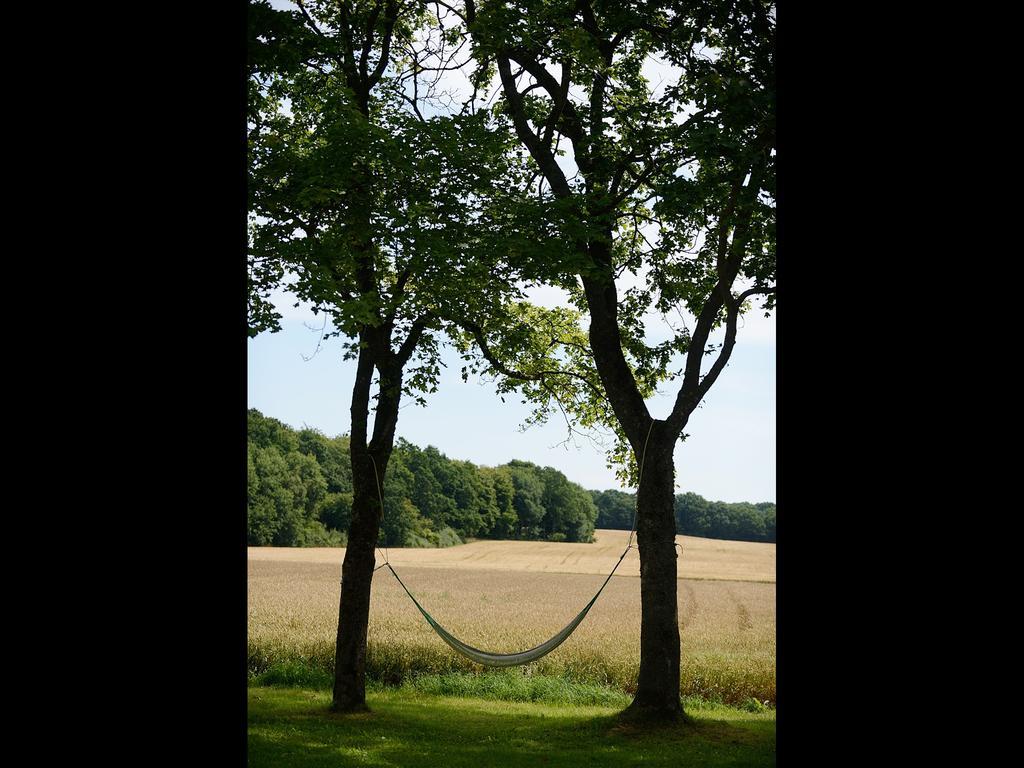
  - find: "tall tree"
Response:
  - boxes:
[248,0,538,711]
[457,0,775,720]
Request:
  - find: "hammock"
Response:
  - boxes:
[382,548,631,666]
[367,422,653,667]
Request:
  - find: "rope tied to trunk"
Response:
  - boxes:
[627,419,656,550]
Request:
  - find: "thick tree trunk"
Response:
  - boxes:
[331,448,390,711]
[622,444,683,721]
[331,347,403,712]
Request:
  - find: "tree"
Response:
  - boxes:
[536,465,596,542]
[592,488,635,530]
[248,408,300,452]
[377,452,421,545]
[479,465,517,537]
[675,491,711,537]
[248,0,548,711]
[456,0,775,720]
[505,461,546,537]
[401,442,457,528]
[247,441,329,546]
[763,505,775,541]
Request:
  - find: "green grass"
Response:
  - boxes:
[250,664,635,707]
[248,686,776,767]
[249,663,776,712]
[248,643,776,707]
[388,671,633,707]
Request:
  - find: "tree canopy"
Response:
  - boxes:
[449,0,776,481]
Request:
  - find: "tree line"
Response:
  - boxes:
[591,490,775,544]
[248,408,598,547]
[249,408,774,547]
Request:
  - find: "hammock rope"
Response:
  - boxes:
[366,420,656,667]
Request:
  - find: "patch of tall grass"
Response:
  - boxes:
[247,638,775,706]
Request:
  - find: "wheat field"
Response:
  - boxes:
[248,529,776,704]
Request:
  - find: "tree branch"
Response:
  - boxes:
[541,60,572,147]
[666,157,771,432]
[384,264,414,323]
[367,1,400,90]
[506,48,586,146]
[496,54,573,197]
[359,0,384,83]
[673,286,775,420]
[396,313,433,366]
[332,1,362,87]
[433,0,467,23]
[457,319,604,397]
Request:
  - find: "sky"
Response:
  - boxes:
[248,282,775,503]
[251,1,776,503]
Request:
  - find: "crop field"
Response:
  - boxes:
[248,530,776,705]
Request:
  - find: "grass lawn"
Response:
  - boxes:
[248,686,776,767]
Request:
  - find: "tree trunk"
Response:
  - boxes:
[331,347,403,712]
[622,441,683,722]
[331,448,389,711]
[579,259,685,721]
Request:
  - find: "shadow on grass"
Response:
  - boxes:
[248,687,775,767]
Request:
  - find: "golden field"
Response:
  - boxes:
[248,529,776,704]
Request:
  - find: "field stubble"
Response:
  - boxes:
[248,530,775,705]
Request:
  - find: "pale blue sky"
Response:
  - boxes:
[248,285,775,503]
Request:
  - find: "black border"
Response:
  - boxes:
[97,0,929,762]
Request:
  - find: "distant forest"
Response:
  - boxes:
[591,491,775,544]
[248,409,776,547]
